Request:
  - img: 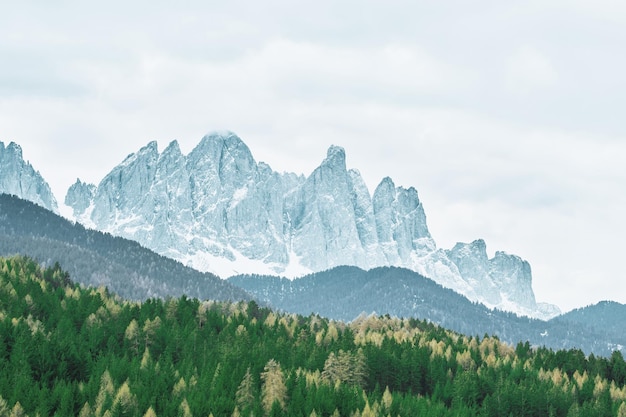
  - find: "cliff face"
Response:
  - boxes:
[0,141,58,213]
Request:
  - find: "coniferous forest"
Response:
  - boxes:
[2,256,626,417]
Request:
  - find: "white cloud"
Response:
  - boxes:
[249,40,459,97]
[505,45,558,96]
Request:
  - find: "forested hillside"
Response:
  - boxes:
[2,256,626,416]
[230,267,626,356]
[555,301,626,339]
[0,193,250,302]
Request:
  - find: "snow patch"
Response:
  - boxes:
[58,203,76,222]
[229,187,248,209]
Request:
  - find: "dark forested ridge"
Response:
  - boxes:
[0,193,251,302]
[2,256,626,417]
[230,267,626,357]
[555,301,626,342]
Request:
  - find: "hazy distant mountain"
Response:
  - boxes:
[62,131,558,319]
[229,267,623,356]
[0,194,251,302]
[0,141,58,212]
[554,301,626,344]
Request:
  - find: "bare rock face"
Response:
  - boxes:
[0,141,58,213]
[445,240,544,317]
[65,179,96,216]
[63,131,559,319]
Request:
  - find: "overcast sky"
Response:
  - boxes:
[2,1,625,312]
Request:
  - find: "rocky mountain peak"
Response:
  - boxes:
[324,145,347,169]
[193,131,250,157]
[162,139,182,156]
[375,176,395,193]
[65,179,96,216]
[188,131,256,189]
[4,141,23,159]
[450,239,489,263]
[157,141,185,175]
[144,140,158,153]
[119,141,158,167]
[0,140,58,213]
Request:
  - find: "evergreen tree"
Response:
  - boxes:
[235,367,257,412]
[125,319,140,354]
[0,396,9,416]
[261,359,287,414]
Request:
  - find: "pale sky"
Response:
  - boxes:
[1,1,625,312]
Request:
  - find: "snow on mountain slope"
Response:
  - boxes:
[61,131,559,319]
[0,141,58,213]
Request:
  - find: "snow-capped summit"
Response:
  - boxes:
[63,131,559,319]
[0,141,58,213]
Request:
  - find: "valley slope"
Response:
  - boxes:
[0,194,251,302]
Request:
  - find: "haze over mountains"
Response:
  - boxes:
[1,134,559,319]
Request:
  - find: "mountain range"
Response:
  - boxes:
[2,134,559,319]
[18,132,555,319]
